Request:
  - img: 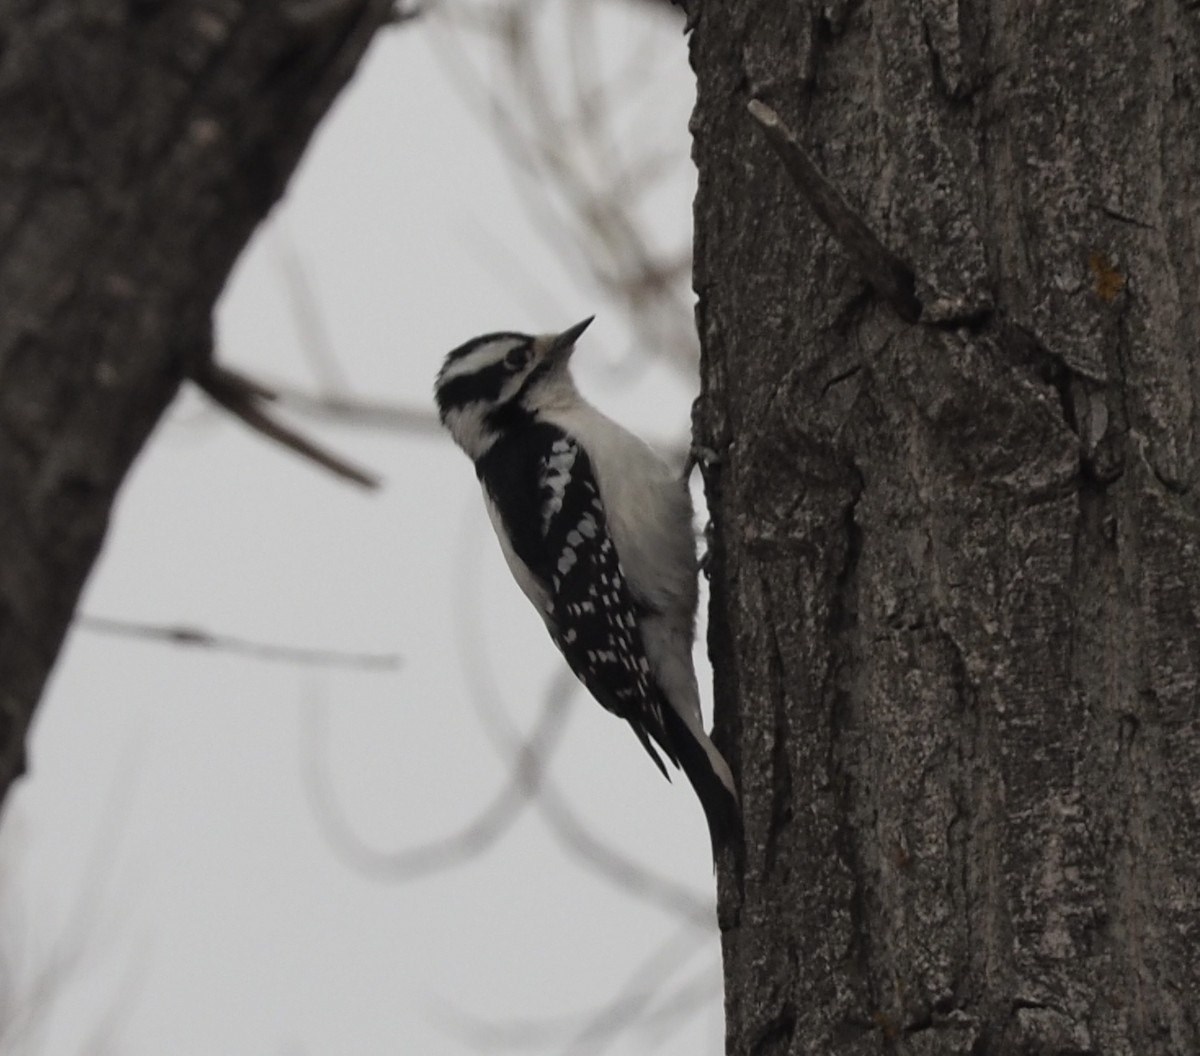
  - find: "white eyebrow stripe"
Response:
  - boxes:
[438,338,524,385]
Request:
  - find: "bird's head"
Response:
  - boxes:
[435,316,594,459]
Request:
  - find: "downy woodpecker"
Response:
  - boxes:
[435,317,740,852]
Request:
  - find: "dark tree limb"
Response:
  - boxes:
[0,1,397,808]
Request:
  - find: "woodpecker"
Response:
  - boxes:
[434,317,740,852]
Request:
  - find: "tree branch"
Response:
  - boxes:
[301,677,571,880]
[192,361,381,489]
[747,99,923,323]
[77,615,400,670]
[271,383,443,437]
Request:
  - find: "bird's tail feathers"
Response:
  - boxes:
[630,719,673,781]
[659,704,741,857]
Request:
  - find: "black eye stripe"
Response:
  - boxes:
[435,360,510,415]
[435,332,540,422]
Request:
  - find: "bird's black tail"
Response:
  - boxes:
[659,704,742,858]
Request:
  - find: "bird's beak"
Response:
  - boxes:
[543,316,594,365]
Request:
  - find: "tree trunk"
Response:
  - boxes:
[688,1,1200,1052]
[0,1,392,807]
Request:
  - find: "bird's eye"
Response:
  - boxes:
[504,345,533,371]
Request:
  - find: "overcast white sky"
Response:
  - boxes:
[2,4,724,1054]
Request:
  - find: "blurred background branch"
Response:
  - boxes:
[76,616,401,671]
[430,0,697,373]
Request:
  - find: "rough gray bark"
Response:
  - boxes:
[688,1,1200,1053]
[0,1,393,807]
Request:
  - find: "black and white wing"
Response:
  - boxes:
[476,423,677,776]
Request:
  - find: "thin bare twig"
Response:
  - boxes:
[0,744,144,1055]
[264,230,445,437]
[77,615,401,671]
[428,921,711,1054]
[564,929,714,1056]
[431,0,699,371]
[301,673,573,880]
[747,99,923,323]
[271,384,443,437]
[531,783,715,927]
[273,228,351,394]
[631,964,723,1044]
[193,360,380,489]
[459,213,572,324]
